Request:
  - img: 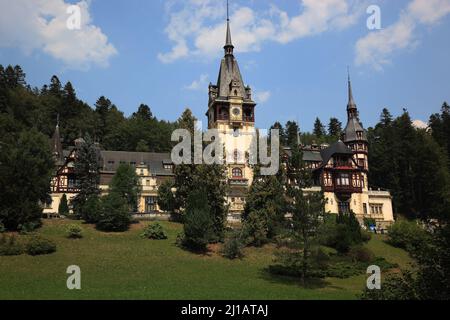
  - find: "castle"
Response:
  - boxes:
[44,15,394,228]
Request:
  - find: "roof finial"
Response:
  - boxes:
[224,0,234,56]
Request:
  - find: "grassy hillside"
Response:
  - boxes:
[0,220,413,300]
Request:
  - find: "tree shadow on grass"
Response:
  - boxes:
[258,267,330,289]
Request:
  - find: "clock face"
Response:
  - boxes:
[232,108,241,116]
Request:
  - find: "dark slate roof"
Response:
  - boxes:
[100,151,174,176]
[320,141,354,166]
[303,150,323,162]
[343,117,368,142]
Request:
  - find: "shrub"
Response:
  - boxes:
[242,210,268,247]
[182,190,213,252]
[66,224,83,239]
[141,223,168,240]
[0,222,5,233]
[222,232,244,260]
[348,246,375,263]
[96,192,131,232]
[0,234,24,256]
[387,219,428,253]
[18,221,41,234]
[25,236,56,256]
[82,195,102,223]
[58,194,70,215]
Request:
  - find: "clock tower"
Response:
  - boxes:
[206,8,256,216]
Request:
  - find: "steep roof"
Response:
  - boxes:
[100,151,174,176]
[343,73,368,143]
[320,140,354,166]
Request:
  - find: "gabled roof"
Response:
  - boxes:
[320,140,354,166]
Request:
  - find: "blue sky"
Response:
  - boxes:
[0,0,449,131]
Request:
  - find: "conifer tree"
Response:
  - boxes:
[72,134,100,222]
[58,194,69,215]
[328,117,342,139]
[313,117,326,138]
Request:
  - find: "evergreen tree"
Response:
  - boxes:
[109,163,141,211]
[132,104,153,121]
[96,192,131,232]
[182,189,214,252]
[271,122,286,146]
[243,167,286,239]
[0,126,54,231]
[157,180,176,213]
[72,134,101,222]
[328,117,342,139]
[58,194,69,215]
[285,121,300,148]
[313,117,326,138]
[49,75,62,96]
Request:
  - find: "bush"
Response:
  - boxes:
[18,221,41,234]
[82,195,102,223]
[318,213,369,254]
[25,236,56,256]
[387,219,428,253]
[182,190,213,252]
[242,210,268,247]
[222,232,244,260]
[66,224,83,239]
[0,234,24,256]
[96,192,131,232]
[348,246,375,263]
[141,223,168,240]
[0,222,5,233]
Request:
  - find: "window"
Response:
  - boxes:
[363,203,368,215]
[130,161,136,167]
[232,168,243,178]
[338,202,350,214]
[337,173,350,186]
[145,196,158,213]
[370,204,383,215]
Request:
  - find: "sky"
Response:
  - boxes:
[0,0,449,132]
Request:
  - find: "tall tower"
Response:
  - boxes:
[207,2,256,214]
[342,72,369,187]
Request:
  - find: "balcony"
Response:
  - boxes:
[324,185,362,194]
[229,178,249,186]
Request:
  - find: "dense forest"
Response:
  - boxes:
[0,64,177,153]
[1,64,449,221]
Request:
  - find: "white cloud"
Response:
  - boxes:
[355,0,450,70]
[158,0,364,63]
[0,0,117,70]
[185,73,209,90]
[254,90,271,103]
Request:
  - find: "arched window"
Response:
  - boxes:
[232,168,243,178]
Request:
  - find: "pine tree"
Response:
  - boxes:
[157,180,176,213]
[328,117,342,140]
[72,134,101,222]
[58,194,69,215]
[49,75,62,96]
[285,121,300,148]
[313,117,326,138]
[182,189,214,252]
[243,167,286,239]
[132,104,153,121]
[109,163,141,211]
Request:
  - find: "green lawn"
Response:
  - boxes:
[0,220,413,300]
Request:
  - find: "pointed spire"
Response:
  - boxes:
[224,0,234,56]
[347,67,358,119]
[52,114,63,163]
